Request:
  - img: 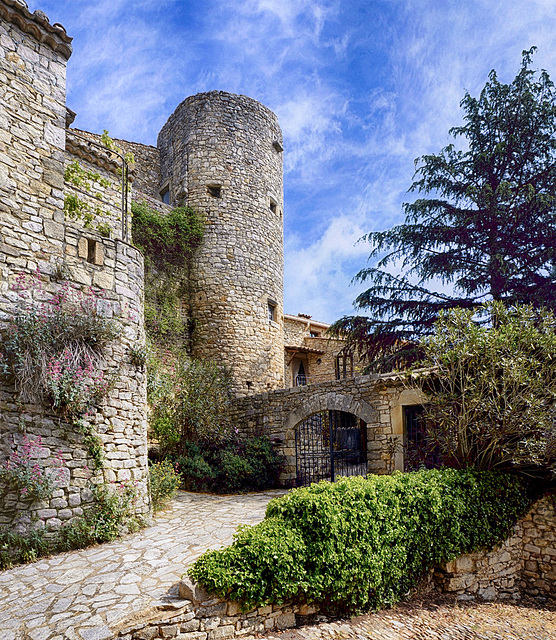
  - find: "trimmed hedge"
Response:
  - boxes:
[189,469,531,614]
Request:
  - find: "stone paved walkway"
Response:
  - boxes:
[0,490,286,640]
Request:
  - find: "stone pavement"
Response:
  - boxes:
[0,490,286,640]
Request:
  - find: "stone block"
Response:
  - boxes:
[209,626,235,640]
[179,578,211,604]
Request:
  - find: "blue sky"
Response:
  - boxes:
[28,0,556,323]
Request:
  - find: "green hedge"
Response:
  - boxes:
[189,469,531,614]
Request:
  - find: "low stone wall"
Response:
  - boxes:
[115,579,317,640]
[435,494,555,602]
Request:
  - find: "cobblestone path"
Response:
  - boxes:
[0,490,286,640]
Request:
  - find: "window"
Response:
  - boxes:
[272,140,283,153]
[207,184,221,198]
[269,198,277,214]
[267,300,277,323]
[160,185,170,205]
[309,331,320,338]
[335,353,354,380]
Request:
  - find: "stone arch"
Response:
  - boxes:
[285,392,379,431]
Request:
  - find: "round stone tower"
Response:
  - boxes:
[157,91,285,395]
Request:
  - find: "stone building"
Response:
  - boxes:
[0,0,420,528]
[0,0,149,536]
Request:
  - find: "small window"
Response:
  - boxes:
[272,140,283,153]
[160,185,170,205]
[310,331,320,338]
[269,197,277,214]
[87,238,96,264]
[268,300,277,323]
[207,184,221,198]
[335,353,354,380]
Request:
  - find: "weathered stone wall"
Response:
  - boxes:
[65,130,131,239]
[231,373,413,485]
[434,494,556,602]
[158,91,285,396]
[72,129,162,202]
[0,0,150,536]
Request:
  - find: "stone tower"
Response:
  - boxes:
[158,91,285,395]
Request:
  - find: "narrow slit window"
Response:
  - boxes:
[207,184,221,198]
[87,238,96,264]
[160,185,170,204]
[268,300,277,323]
[269,197,277,214]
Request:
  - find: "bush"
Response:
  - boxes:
[176,436,284,493]
[149,460,180,512]
[150,358,235,455]
[0,526,49,570]
[415,302,556,478]
[189,469,531,614]
[59,480,140,549]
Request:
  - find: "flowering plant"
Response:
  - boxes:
[46,349,111,416]
[0,436,65,501]
[0,272,119,413]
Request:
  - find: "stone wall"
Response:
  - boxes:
[0,0,150,536]
[231,373,417,485]
[66,129,131,239]
[158,91,285,396]
[434,494,556,602]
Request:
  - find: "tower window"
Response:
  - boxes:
[207,184,221,198]
[268,300,277,323]
[160,185,170,204]
[272,140,283,153]
[269,197,277,214]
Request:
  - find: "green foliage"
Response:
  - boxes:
[176,436,284,493]
[150,358,235,454]
[100,129,135,167]
[149,460,180,512]
[64,160,114,237]
[58,480,140,549]
[131,201,204,271]
[414,302,556,478]
[332,48,556,371]
[190,469,531,614]
[0,525,49,569]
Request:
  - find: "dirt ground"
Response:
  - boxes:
[261,595,556,640]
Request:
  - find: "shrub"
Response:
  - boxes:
[0,525,49,569]
[150,358,235,454]
[59,480,139,549]
[175,436,284,493]
[415,302,556,478]
[189,469,531,614]
[0,274,119,412]
[149,460,180,512]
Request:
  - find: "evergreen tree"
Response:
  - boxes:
[332,48,556,371]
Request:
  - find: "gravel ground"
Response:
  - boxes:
[262,595,556,640]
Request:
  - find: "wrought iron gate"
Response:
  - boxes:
[295,410,367,486]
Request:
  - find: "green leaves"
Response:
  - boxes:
[417,302,556,478]
[189,470,531,615]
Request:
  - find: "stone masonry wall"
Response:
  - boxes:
[0,1,150,536]
[158,91,285,396]
[65,130,131,239]
[231,373,411,485]
[434,494,555,602]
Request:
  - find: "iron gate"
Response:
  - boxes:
[295,410,367,486]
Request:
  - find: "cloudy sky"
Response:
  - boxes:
[28,0,556,323]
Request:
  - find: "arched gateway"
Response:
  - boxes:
[295,410,367,486]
